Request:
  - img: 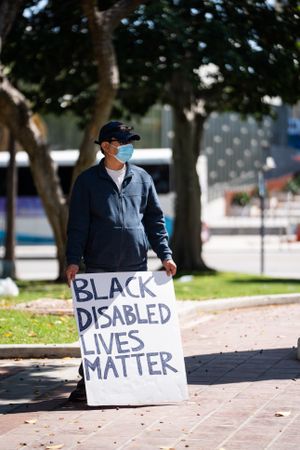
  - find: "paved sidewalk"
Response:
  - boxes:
[1,303,300,450]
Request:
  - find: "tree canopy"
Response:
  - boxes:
[3,0,95,126]
[4,0,300,123]
[115,0,300,117]
[2,0,300,272]
[0,0,146,279]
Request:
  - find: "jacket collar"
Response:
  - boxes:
[98,158,134,181]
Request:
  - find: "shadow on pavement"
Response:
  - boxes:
[185,346,300,384]
[0,363,76,405]
[0,363,168,414]
[1,347,299,414]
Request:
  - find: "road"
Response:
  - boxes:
[1,235,300,280]
[203,235,300,279]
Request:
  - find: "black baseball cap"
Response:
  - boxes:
[94,121,141,145]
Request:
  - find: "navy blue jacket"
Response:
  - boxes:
[66,159,172,271]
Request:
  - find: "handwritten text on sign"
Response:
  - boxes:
[71,271,188,406]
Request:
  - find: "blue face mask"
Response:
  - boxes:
[113,143,134,163]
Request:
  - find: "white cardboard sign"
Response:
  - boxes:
[71,271,188,406]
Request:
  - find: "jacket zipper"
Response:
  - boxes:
[117,190,124,271]
[104,175,123,271]
[117,175,128,270]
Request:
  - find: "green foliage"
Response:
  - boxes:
[3,0,96,127]
[284,173,300,194]
[2,0,300,125]
[231,192,251,206]
[116,0,300,117]
[1,273,300,343]
[174,271,300,300]
[0,310,77,344]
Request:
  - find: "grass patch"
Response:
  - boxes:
[174,271,300,300]
[0,310,77,344]
[0,280,71,307]
[0,272,299,344]
[0,272,299,305]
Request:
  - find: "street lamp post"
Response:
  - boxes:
[258,152,276,275]
[258,170,265,275]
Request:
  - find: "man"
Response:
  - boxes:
[66,120,176,401]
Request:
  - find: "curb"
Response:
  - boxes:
[180,293,300,314]
[1,293,300,359]
[0,343,81,359]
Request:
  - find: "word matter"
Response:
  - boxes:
[84,351,178,380]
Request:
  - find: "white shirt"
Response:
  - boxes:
[106,165,126,191]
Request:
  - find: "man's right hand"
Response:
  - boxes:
[66,264,79,287]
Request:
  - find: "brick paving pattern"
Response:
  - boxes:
[1,303,300,449]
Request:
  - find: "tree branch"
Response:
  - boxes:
[0,0,24,49]
[81,0,147,56]
[105,0,148,31]
[80,0,115,74]
[74,0,148,182]
[0,72,68,278]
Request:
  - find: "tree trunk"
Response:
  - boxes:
[72,0,123,185]
[0,0,24,53]
[0,0,67,280]
[0,0,146,281]
[71,38,118,184]
[3,131,17,278]
[168,76,211,272]
[0,74,68,280]
[72,0,147,185]
[28,149,68,281]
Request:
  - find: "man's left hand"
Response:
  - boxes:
[162,259,177,276]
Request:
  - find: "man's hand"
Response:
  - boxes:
[162,259,177,276]
[66,264,79,287]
